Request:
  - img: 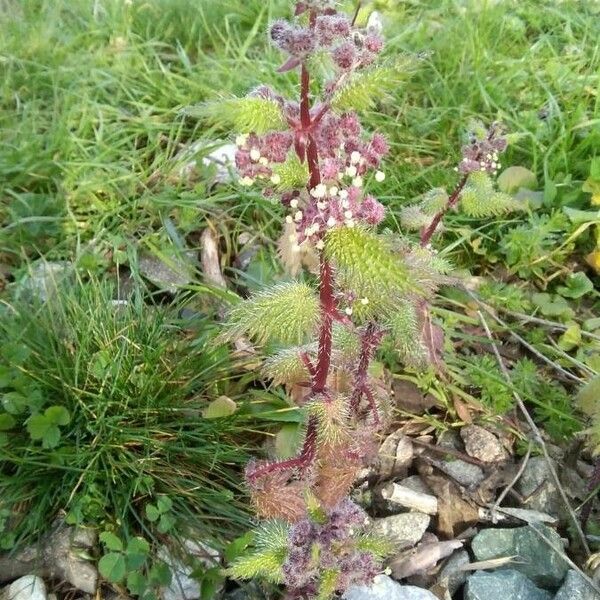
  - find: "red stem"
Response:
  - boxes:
[419,174,468,246]
[314,256,334,393]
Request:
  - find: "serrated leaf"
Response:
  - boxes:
[557,272,594,299]
[220,282,320,345]
[331,56,417,113]
[99,552,127,583]
[203,396,237,419]
[100,531,123,552]
[194,96,286,134]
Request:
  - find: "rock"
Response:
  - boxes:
[137,252,195,294]
[554,570,600,600]
[465,570,552,600]
[343,574,437,600]
[16,261,73,302]
[430,458,485,488]
[369,512,430,549]
[436,549,470,596]
[460,425,509,463]
[377,431,413,479]
[0,524,97,593]
[471,525,568,588]
[6,576,47,600]
[399,475,431,496]
[158,541,220,600]
[516,456,561,515]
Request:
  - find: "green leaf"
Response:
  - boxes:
[271,154,309,190]
[194,96,286,134]
[157,512,176,534]
[127,571,147,596]
[145,504,160,522]
[156,496,173,514]
[149,562,172,585]
[98,552,127,583]
[224,531,255,563]
[531,293,573,319]
[460,172,525,217]
[558,324,582,351]
[220,282,320,345]
[126,537,150,570]
[275,423,304,459]
[332,56,418,113]
[2,391,28,414]
[27,414,51,440]
[45,405,70,426]
[0,413,16,431]
[497,166,537,193]
[100,531,123,552]
[556,272,594,299]
[203,396,237,419]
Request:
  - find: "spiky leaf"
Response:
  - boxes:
[325,227,420,317]
[196,97,286,135]
[317,569,340,600]
[227,548,287,583]
[220,282,320,345]
[272,154,310,190]
[386,299,427,368]
[262,345,314,385]
[331,56,417,113]
[355,533,395,558]
[460,172,524,217]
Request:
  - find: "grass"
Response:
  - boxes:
[0,0,599,591]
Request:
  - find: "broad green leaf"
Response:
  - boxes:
[98,552,127,583]
[45,405,70,426]
[558,324,581,351]
[100,531,123,552]
[0,413,16,431]
[556,272,594,299]
[127,571,146,595]
[156,496,173,514]
[126,536,150,570]
[203,396,237,419]
[2,392,28,414]
[149,562,172,585]
[157,513,176,534]
[497,166,537,193]
[27,414,51,440]
[145,504,160,522]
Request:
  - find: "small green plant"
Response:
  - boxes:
[202,1,524,597]
[0,279,254,595]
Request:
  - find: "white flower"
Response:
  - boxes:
[361,297,369,305]
[285,215,293,224]
[317,201,328,210]
[294,210,303,222]
[315,239,325,250]
[350,151,361,165]
[344,210,353,219]
[338,189,349,200]
[341,198,350,209]
[375,170,385,182]
[250,148,261,161]
[270,173,281,185]
[345,307,353,316]
[311,183,327,198]
[329,186,339,196]
[346,219,355,228]
[290,198,299,208]
[345,165,358,178]
[240,176,254,186]
[291,244,301,253]
[352,176,363,188]
[235,134,248,147]
[327,217,337,228]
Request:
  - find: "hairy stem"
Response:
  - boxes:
[314,255,334,393]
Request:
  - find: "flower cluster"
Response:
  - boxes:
[457,123,508,175]
[270,5,384,72]
[281,500,379,597]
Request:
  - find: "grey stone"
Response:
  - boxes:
[0,524,97,593]
[460,425,509,463]
[554,570,600,600]
[6,576,47,600]
[138,252,195,294]
[430,458,485,488]
[17,261,73,302]
[343,575,437,600]
[398,475,431,496]
[369,512,430,549]
[465,570,552,600]
[471,525,568,588]
[516,456,561,515]
[437,549,470,595]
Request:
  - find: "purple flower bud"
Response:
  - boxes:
[315,15,351,46]
[370,133,389,156]
[332,42,357,70]
[364,34,384,53]
[360,195,386,225]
